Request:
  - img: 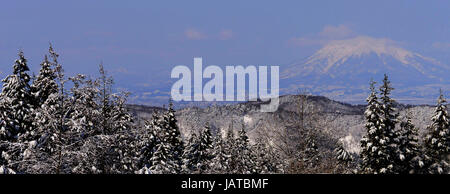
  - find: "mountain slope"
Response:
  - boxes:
[281,36,450,104]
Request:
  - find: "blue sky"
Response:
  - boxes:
[1,0,449,96]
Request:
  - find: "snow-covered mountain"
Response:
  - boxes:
[281,36,450,104]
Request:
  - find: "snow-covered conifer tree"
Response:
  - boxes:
[31,55,58,107]
[398,113,424,174]
[379,75,401,170]
[138,112,161,173]
[148,114,178,174]
[209,132,231,173]
[0,51,34,140]
[424,91,449,174]
[334,142,353,173]
[68,74,100,137]
[182,132,198,173]
[110,92,137,173]
[225,122,237,170]
[253,138,283,174]
[97,63,114,135]
[30,47,72,173]
[233,124,256,174]
[181,124,214,174]
[196,124,214,173]
[138,104,183,174]
[160,101,184,173]
[360,79,388,173]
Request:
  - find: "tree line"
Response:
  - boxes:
[360,75,449,174]
[0,46,282,174]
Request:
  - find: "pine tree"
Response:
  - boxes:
[210,132,232,173]
[225,122,238,171]
[138,103,183,174]
[110,93,133,134]
[360,79,388,173]
[110,92,137,173]
[160,101,184,173]
[137,112,160,174]
[149,142,178,174]
[335,143,353,166]
[68,74,100,137]
[398,114,424,174]
[253,138,283,174]
[31,55,58,107]
[181,124,214,174]
[233,124,256,174]
[0,51,34,140]
[31,47,71,173]
[98,63,114,135]
[379,74,402,173]
[424,91,449,174]
[148,110,178,174]
[182,132,198,173]
[334,142,355,173]
[197,124,214,173]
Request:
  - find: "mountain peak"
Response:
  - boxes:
[282,36,448,79]
[306,36,414,69]
[281,36,450,104]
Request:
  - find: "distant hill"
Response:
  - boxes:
[128,94,442,154]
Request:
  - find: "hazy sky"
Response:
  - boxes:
[1,0,449,90]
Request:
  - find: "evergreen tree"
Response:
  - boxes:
[160,101,184,173]
[98,63,114,135]
[31,55,58,107]
[233,124,256,174]
[360,79,389,173]
[182,132,198,173]
[196,124,214,173]
[398,114,424,174]
[138,103,183,174]
[424,91,449,174]
[253,138,283,174]
[149,142,178,174]
[182,124,214,173]
[68,74,100,137]
[147,110,178,174]
[334,142,355,173]
[225,122,238,171]
[110,93,133,133]
[110,92,137,173]
[0,51,34,140]
[31,47,71,173]
[136,112,160,174]
[335,143,353,166]
[210,132,232,173]
[379,74,402,173]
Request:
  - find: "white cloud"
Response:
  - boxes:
[319,24,356,39]
[289,24,357,47]
[218,29,234,40]
[288,37,328,47]
[185,28,207,40]
[432,42,450,50]
[184,28,234,40]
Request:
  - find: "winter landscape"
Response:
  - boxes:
[0,1,449,174]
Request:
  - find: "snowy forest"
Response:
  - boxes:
[0,46,448,174]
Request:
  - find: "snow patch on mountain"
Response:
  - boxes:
[282,36,448,79]
[308,36,411,70]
